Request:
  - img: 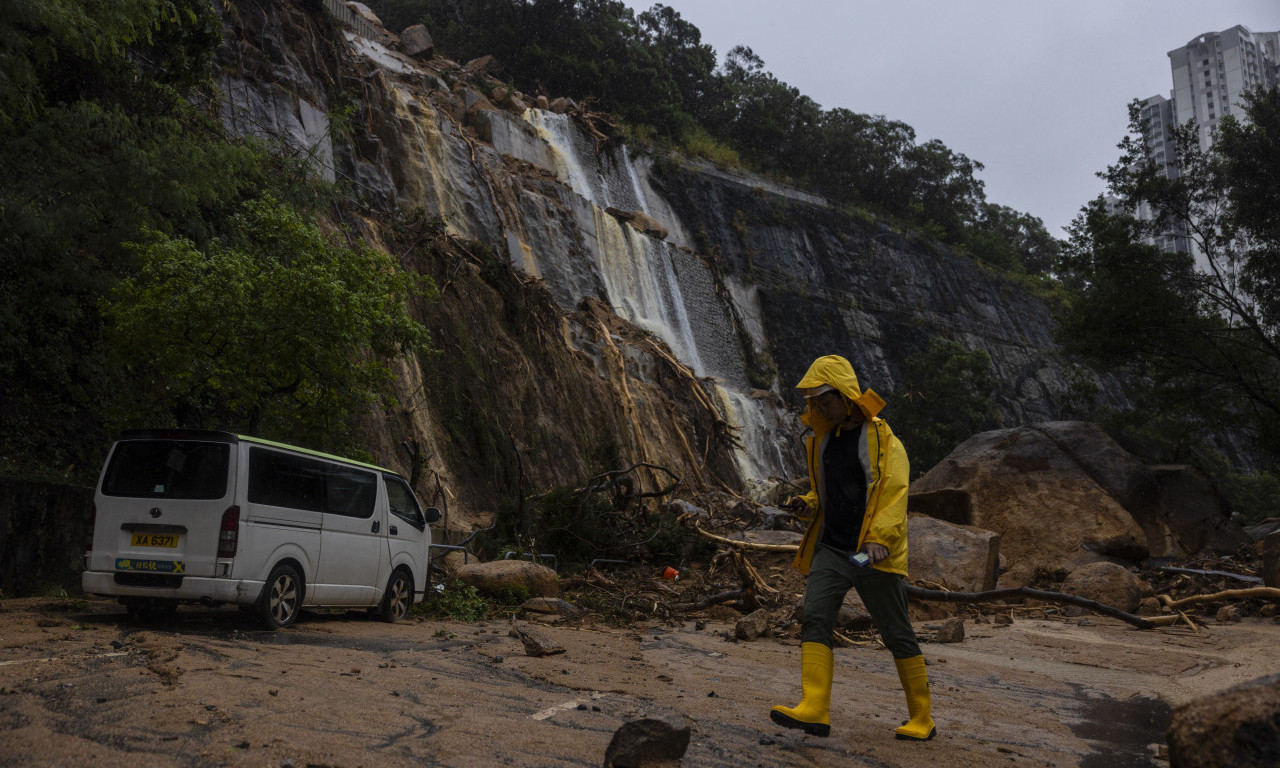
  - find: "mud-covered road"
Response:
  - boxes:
[1,596,1277,767]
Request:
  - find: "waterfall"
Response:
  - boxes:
[490,107,800,493]
[591,210,706,375]
[715,387,801,495]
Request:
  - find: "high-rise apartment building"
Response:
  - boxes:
[1135,25,1279,263]
[1168,25,1280,152]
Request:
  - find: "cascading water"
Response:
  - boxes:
[491,108,803,492]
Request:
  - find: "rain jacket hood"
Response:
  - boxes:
[791,356,910,576]
[797,355,886,428]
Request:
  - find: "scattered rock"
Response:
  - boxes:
[1216,604,1243,623]
[734,609,771,640]
[347,2,382,27]
[934,618,965,644]
[455,560,560,597]
[536,94,549,110]
[548,96,568,113]
[603,713,692,768]
[1060,562,1147,613]
[463,55,501,75]
[508,623,565,657]
[521,597,583,619]
[626,210,668,239]
[1167,674,1280,768]
[400,24,433,58]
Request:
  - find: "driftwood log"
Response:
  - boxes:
[903,584,1155,629]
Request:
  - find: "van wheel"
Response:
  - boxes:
[379,570,412,623]
[258,564,302,629]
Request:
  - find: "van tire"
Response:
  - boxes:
[379,569,413,623]
[258,563,303,629]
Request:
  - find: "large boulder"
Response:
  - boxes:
[906,513,1000,592]
[910,424,1147,586]
[910,422,1249,586]
[454,559,559,597]
[1060,561,1148,613]
[400,24,434,58]
[1034,422,1249,557]
[1167,674,1280,768]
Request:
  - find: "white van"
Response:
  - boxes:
[82,429,441,628]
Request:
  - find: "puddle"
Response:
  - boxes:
[1070,685,1172,768]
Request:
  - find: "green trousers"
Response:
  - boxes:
[801,543,922,659]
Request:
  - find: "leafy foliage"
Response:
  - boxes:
[415,580,491,621]
[890,338,997,476]
[489,472,703,567]
[1057,88,1280,460]
[0,0,434,476]
[103,196,434,454]
[1055,87,1280,520]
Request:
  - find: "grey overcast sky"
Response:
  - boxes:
[619,0,1280,239]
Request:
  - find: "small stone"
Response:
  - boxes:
[935,617,965,643]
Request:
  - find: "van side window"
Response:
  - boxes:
[248,448,325,512]
[325,466,377,519]
[384,475,423,526]
[102,441,230,499]
[248,447,377,517]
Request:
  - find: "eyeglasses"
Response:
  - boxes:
[807,390,844,406]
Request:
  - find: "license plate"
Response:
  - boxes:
[116,559,185,573]
[131,533,179,548]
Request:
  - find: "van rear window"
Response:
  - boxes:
[102,441,230,499]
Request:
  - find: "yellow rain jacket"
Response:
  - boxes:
[791,355,910,576]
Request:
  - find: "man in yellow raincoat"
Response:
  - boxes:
[770,355,935,741]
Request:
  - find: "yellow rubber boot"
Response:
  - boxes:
[894,655,936,740]
[770,642,833,737]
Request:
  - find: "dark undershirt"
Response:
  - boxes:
[820,426,867,552]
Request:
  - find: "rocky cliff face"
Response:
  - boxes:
[212,1,1085,525]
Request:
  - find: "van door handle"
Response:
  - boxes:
[371,520,380,533]
[390,525,398,536]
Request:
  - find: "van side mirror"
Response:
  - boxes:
[424,507,442,524]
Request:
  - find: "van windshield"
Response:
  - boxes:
[102,440,230,500]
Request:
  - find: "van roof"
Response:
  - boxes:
[116,429,394,474]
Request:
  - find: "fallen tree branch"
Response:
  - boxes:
[693,523,800,552]
[1155,587,1280,611]
[903,584,1155,630]
[669,588,751,613]
[1160,566,1262,584]
[725,550,778,595]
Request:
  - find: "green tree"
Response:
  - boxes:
[1057,88,1280,459]
[891,338,996,475]
[103,196,435,455]
[0,0,258,475]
